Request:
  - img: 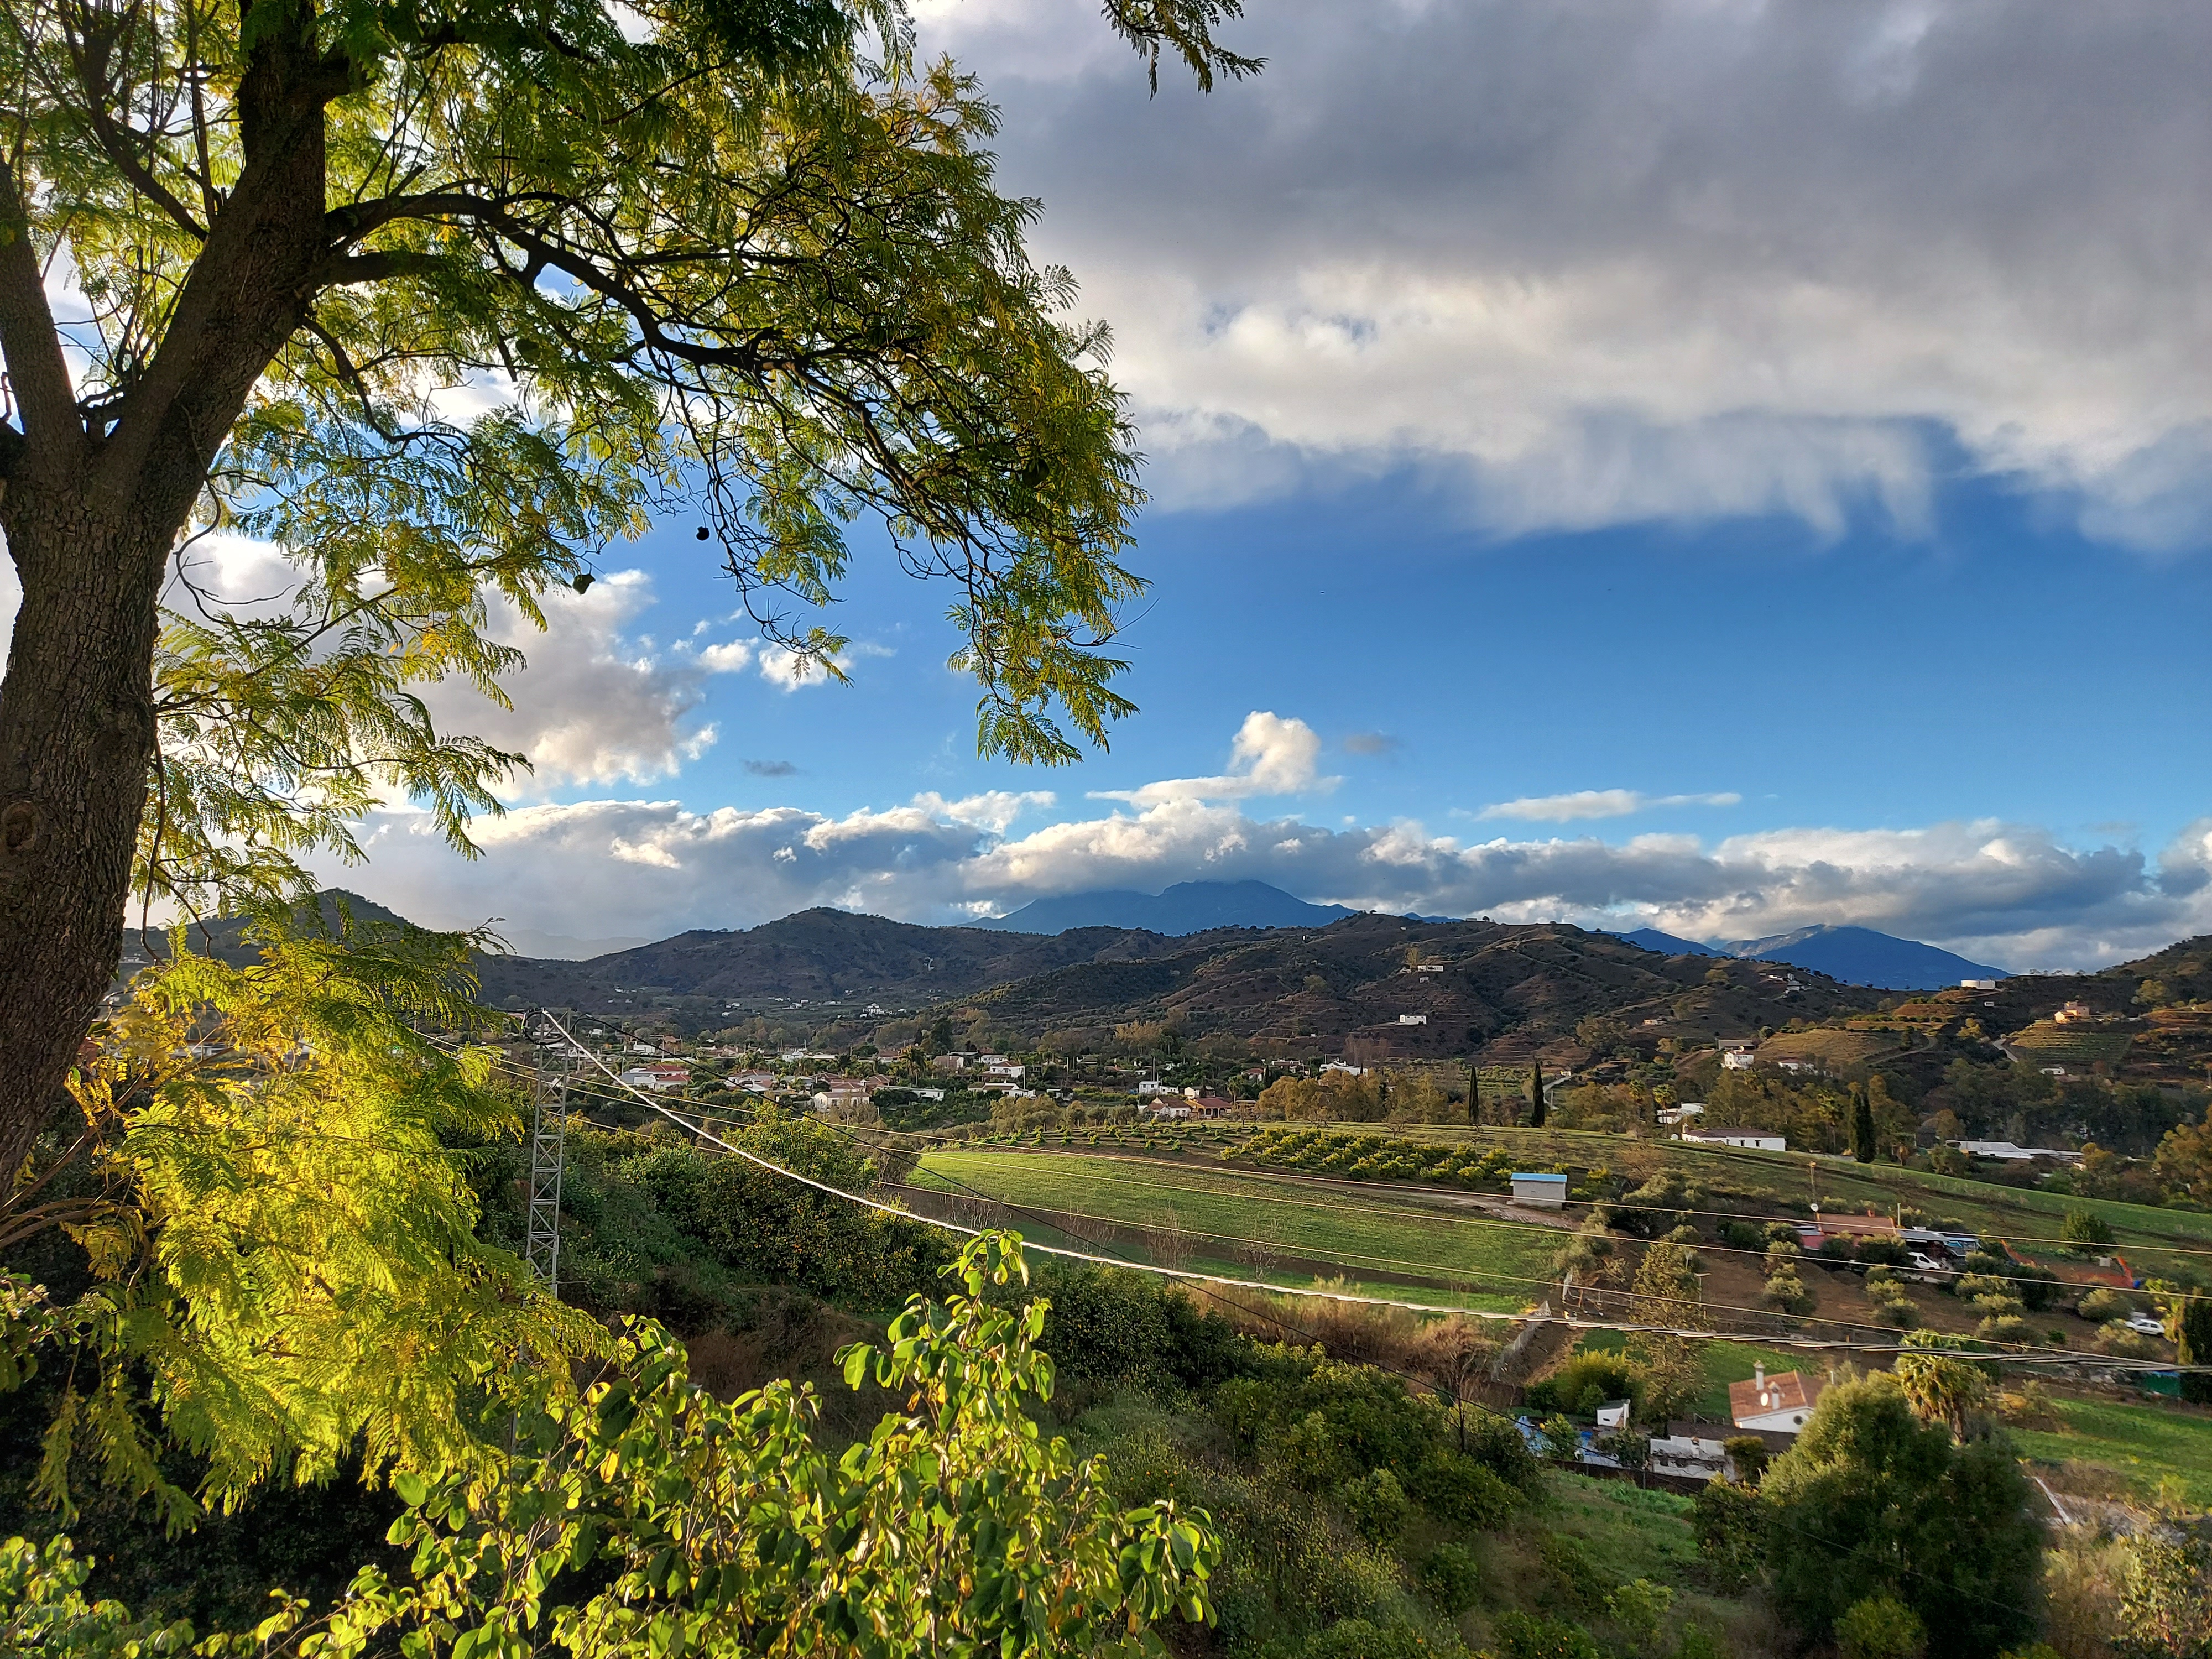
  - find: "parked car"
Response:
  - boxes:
[1904,1251,1953,1283]
[2123,1313,2167,1338]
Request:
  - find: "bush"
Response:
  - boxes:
[2076,1286,2136,1323]
[1407,1452,1520,1529]
[1692,1478,1769,1592]
[1526,1352,1645,1417]
[1298,1618,1467,1659]
[1337,1467,1413,1544]
[1977,1313,2033,1343]
[1418,1541,1483,1616]
[1763,1272,1817,1315]
[1723,1437,1771,1485]
[1838,1593,1927,1659]
[2093,1320,2159,1359]
[1538,1532,1610,1613]
[2060,1207,2117,1250]
[1493,1610,1602,1659]
[1606,1578,1674,1650]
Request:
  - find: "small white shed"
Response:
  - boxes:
[1510,1172,1568,1209]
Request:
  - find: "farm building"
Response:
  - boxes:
[1509,1172,1568,1208]
[1729,1365,1827,1435]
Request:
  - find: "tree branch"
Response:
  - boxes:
[0,154,82,472]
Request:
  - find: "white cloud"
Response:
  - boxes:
[910,0,2212,546]
[341,710,2212,973]
[1091,710,1337,805]
[1480,789,1743,823]
[413,569,720,789]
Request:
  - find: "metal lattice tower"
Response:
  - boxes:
[523,1015,570,1293]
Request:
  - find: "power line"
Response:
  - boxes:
[508,1016,2201,1372]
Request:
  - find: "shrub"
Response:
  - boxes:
[1692,1478,1770,1592]
[1526,1352,1645,1417]
[1538,1413,1584,1464]
[2094,1320,2158,1359]
[1538,1532,1609,1612]
[1838,1593,1927,1659]
[1763,1272,1817,1315]
[1723,1437,1771,1485]
[2060,1207,2117,1250]
[1606,1578,1674,1650]
[1407,1452,1520,1529]
[2076,1286,2136,1323]
[1977,1313,2033,1343]
[1493,1610,1602,1659]
[1337,1467,1412,1543]
[1418,1541,1483,1616]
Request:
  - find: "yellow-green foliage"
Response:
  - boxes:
[0,1237,1220,1659]
[14,922,598,1523]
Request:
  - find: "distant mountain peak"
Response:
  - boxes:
[976,879,1360,937]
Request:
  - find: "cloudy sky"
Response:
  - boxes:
[18,0,2212,966]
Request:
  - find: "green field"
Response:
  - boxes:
[2009,1397,2212,1509]
[1130,1120,2212,1276]
[911,1148,1561,1313]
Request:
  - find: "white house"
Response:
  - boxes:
[1681,1127,1786,1151]
[1656,1103,1705,1126]
[1959,979,1999,991]
[1397,1013,1429,1026]
[618,1064,692,1093]
[1647,1431,1734,1482]
[1719,1041,1758,1071]
[1135,1079,1173,1095]
[1952,1140,2084,1165]
[1509,1172,1568,1209]
[1321,1061,1368,1077]
[1729,1365,1825,1435]
[1140,1101,1194,1120]
[1594,1400,1631,1430]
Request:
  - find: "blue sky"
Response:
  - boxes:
[342,2,2212,968]
[15,1,2205,966]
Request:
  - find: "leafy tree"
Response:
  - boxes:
[1850,1084,1877,1164]
[0,0,1256,1186]
[2060,1206,2117,1250]
[2154,1107,2212,1204]
[1837,1594,1927,1659]
[2164,1285,2212,1406]
[1,1234,1224,1657]
[1690,1478,1768,1593]
[2116,1514,2212,1659]
[4,919,598,1523]
[1761,1376,2042,1658]
[1891,1332,1994,1441]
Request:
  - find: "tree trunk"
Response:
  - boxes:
[0,492,169,1183]
[0,4,343,1187]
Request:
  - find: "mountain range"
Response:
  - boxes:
[975,880,1359,935]
[1609,924,2007,991]
[121,886,2205,1073]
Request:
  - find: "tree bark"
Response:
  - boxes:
[0,498,169,1183]
[0,8,340,1186]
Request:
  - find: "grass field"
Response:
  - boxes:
[1135,1120,2212,1276]
[910,1148,1562,1313]
[2010,1397,2212,1509]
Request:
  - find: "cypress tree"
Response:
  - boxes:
[1529,1062,1546,1129]
[1850,1084,1876,1164]
[2178,1295,2212,1405]
[1468,1062,1482,1126]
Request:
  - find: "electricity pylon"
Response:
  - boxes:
[522,1011,570,1293]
